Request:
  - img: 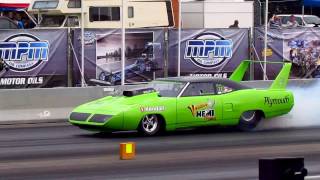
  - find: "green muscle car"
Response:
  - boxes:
[69,61,294,136]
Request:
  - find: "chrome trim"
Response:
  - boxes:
[177,82,190,98]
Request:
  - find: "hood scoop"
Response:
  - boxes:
[123,88,156,97]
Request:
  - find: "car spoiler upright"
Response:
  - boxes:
[229,60,292,89]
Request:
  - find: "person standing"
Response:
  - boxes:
[269,15,282,28]
[285,15,299,28]
[229,20,239,28]
[15,14,25,29]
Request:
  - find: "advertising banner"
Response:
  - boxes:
[254,27,320,79]
[254,28,284,80]
[0,29,68,88]
[73,29,164,86]
[168,29,250,78]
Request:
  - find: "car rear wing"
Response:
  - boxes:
[229,60,250,82]
[229,60,292,89]
[270,63,292,89]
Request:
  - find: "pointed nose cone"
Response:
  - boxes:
[73,92,159,115]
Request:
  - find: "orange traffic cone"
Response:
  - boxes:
[120,142,136,160]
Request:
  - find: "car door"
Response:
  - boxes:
[176,82,222,127]
[215,83,239,122]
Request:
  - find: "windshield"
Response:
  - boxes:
[148,81,186,97]
[40,15,65,27]
[304,16,320,24]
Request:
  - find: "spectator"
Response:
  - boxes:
[0,58,8,72]
[0,58,4,72]
[269,15,282,28]
[229,20,239,28]
[284,15,299,28]
[15,14,25,29]
[7,11,14,20]
[24,18,36,29]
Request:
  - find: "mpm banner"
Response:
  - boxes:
[168,29,250,78]
[0,29,68,88]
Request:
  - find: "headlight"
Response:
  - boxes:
[89,114,112,123]
[70,112,91,121]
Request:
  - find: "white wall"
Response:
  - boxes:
[182,0,254,28]
[181,2,204,28]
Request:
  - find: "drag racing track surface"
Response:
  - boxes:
[1,123,320,180]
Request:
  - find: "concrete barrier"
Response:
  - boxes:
[0,87,112,124]
[0,79,317,124]
[242,79,317,88]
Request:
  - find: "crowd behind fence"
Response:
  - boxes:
[0,12,35,29]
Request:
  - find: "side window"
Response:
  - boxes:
[128,6,134,18]
[296,17,303,25]
[0,19,10,29]
[64,16,79,27]
[282,16,289,24]
[9,21,18,29]
[0,19,17,29]
[67,0,81,8]
[89,7,120,22]
[216,84,234,95]
[182,82,215,97]
[89,7,99,21]
[33,1,59,9]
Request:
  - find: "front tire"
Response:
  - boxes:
[139,114,161,136]
[237,110,261,131]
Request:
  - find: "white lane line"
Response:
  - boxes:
[306,175,320,180]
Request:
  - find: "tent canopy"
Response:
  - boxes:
[0,0,30,10]
[304,0,320,7]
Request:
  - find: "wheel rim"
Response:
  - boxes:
[241,111,256,122]
[142,115,158,133]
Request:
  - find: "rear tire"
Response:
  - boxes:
[138,114,162,136]
[237,110,261,131]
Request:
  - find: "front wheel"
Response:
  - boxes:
[139,114,161,136]
[237,110,261,131]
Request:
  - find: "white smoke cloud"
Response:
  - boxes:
[257,80,320,130]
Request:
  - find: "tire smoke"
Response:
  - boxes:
[257,80,320,130]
